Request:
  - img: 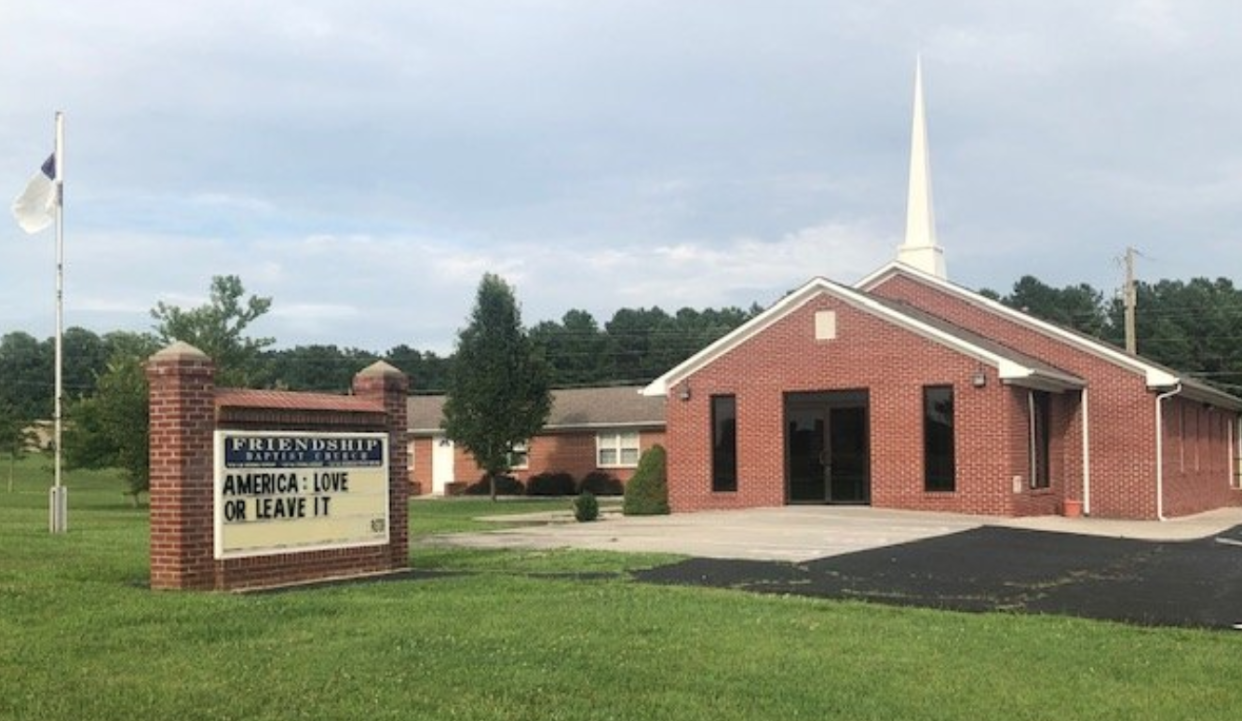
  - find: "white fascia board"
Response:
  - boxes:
[639,380,666,397]
[856,262,1177,388]
[1145,368,1179,387]
[642,278,835,396]
[996,361,1083,392]
[838,287,1023,373]
[854,262,905,291]
[831,284,1087,390]
[644,273,1087,397]
[997,359,1033,382]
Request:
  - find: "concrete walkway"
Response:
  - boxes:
[996,506,1242,541]
[422,505,1242,563]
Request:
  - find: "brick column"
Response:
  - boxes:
[353,361,410,569]
[146,342,216,590]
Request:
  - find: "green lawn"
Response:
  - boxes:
[2,454,1241,720]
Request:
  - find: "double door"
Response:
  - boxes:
[785,391,870,504]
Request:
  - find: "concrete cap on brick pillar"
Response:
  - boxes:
[151,340,210,362]
[357,360,404,378]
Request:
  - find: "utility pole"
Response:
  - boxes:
[1124,246,1137,355]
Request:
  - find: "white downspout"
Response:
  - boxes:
[1081,388,1091,516]
[1154,384,1182,521]
[1231,417,1238,489]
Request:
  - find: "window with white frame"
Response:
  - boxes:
[508,442,529,470]
[597,431,641,468]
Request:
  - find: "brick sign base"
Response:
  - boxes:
[146,342,409,591]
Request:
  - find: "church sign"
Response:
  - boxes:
[213,431,390,559]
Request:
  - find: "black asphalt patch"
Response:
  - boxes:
[633,525,1242,630]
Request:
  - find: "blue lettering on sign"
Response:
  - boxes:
[223,434,385,469]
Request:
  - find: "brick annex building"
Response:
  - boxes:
[641,65,1242,520]
[407,386,665,495]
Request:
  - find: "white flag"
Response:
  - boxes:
[12,153,57,234]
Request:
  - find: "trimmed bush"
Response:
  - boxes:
[574,491,600,522]
[526,471,577,497]
[579,471,624,496]
[623,444,669,515]
[464,474,525,496]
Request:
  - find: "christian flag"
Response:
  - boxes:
[12,153,57,234]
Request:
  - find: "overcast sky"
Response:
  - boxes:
[3,1,1241,354]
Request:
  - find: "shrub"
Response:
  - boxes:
[623,444,669,515]
[464,474,525,496]
[579,471,623,496]
[526,471,577,496]
[574,491,599,522]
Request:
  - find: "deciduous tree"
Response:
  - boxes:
[151,274,273,386]
[0,399,36,492]
[64,337,156,503]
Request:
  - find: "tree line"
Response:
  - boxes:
[6,274,1242,422]
[0,274,756,499]
[0,301,759,419]
[980,275,1242,392]
[6,270,1242,499]
[6,273,1242,425]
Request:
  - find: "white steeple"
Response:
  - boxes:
[897,57,947,279]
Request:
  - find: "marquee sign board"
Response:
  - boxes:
[213,431,390,559]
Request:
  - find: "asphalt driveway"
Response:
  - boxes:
[425,505,1242,629]
[635,524,1242,629]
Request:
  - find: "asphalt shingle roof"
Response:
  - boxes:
[407,386,664,433]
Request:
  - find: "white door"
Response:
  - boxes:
[432,435,455,495]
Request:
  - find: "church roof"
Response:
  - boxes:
[408,386,665,434]
[641,276,1085,397]
[856,262,1242,410]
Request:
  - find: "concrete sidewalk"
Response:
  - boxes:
[996,506,1242,541]
[422,505,1242,562]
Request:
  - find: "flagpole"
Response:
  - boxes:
[50,111,67,534]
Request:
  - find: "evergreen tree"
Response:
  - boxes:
[623,444,669,516]
[442,273,552,500]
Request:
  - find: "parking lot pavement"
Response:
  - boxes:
[995,506,1242,541]
[422,505,1242,628]
[635,524,1242,629]
[423,505,1242,563]
[423,506,989,562]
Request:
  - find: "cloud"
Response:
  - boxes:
[5,0,1242,355]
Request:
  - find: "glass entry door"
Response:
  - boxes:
[785,391,870,504]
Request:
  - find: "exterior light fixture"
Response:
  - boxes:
[678,381,692,402]
[971,369,987,388]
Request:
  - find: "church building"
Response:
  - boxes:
[642,63,1242,520]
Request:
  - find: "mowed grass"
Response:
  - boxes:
[3,455,1242,720]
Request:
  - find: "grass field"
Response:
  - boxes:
[3,454,1241,720]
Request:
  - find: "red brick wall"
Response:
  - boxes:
[664,293,1032,516]
[408,437,433,495]
[428,428,665,488]
[147,345,216,590]
[1162,396,1241,516]
[147,347,411,591]
[352,364,410,569]
[867,272,1241,518]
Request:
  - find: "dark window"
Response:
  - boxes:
[1030,391,1051,489]
[923,386,955,492]
[711,395,738,492]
